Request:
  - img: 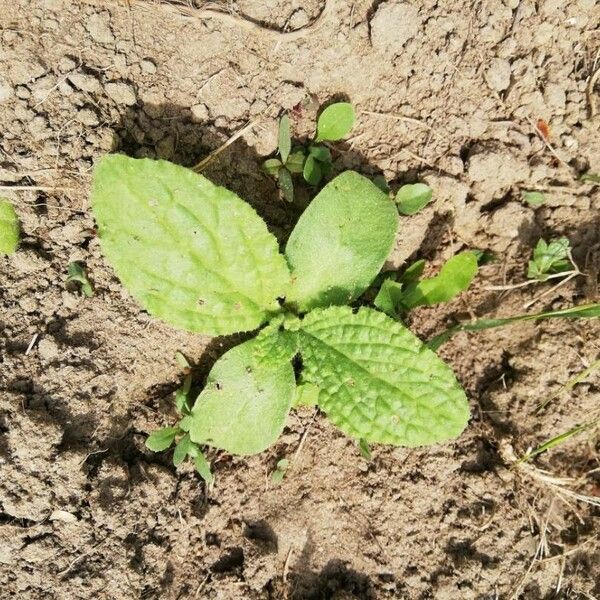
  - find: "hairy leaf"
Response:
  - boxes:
[189,338,295,455]
[278,167,294,202]
[194,451,214,483]
[173,433,193,466]
[315,103,355,142]
[527,238,571,281]
[254,317,299,364]
[308,145,332,163]
[278,114,291,164]
[285,150,305,174]
[395,183,433,215]
[0,199,20,255]
[522,190,545,207]
[303,155,322,186]
[67,262,93,297]
[285,171,398,311]
[293,382,320,407]
[288,306,470,446]
[373,278,403,316]
[400,252,478,310]
[263,158,282,177]
[146,427,178,452]
[92,155,289,335]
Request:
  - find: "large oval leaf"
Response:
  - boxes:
[289,306,469,446]
[189,338,295,455]
[284,171,398,312]
[92,155,290,335]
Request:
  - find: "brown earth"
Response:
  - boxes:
[1,0,600,598]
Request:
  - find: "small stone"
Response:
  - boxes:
[468,148,530,190]
[105,81,136,106]
[77,107,99,126]
[38,338,59,361]
[544,83,566,109]
[58,56,77,72]
[0,77,13,103]
[86,11,115,44]
[140,58,156,74]
[15,86,31,99]
[370,2,420,54]
[68,72,102,94]
[289,8,309,29]
[484,58,512,91]
[190,103,209,122]
[9,60,46,85]
[488,203,533,240]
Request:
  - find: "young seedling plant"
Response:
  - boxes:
[90,156,600,483]
[91,154,474,481]
[263,102,355,201]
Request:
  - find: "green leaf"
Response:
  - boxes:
[517,422,594,464]
[293,382,320,407]
[175,374,193,413]
[395,183,433,216]
[146,427,178,452]
[399,259,426,285]
[428,303,600,350]
[308,145,332,163]
[373,278,403,316]
[581,172,600,184]
[527,238,571,281]
[175,351,191,369]
[173,433,193,466]
[92,155,289,335]
[278,114,291,164]
[189,338,295,455]
[278,167,294,203]
[315,102,355,142]
[263,158,282,177]
[400,252,478,310]
[194,451,214,483]
[0,199,20,255]
[254,317,299,364]
[285,150,305,174]
[372,175,390,194]
[358,438,371,459]
[271,458,289,483]
[288,306,470,446]
[303,155,322,186]
[67,262,93,297]
[472,249,496,265]
[522,190,545,207]
[285,171,398,312]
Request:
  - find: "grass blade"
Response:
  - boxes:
[428,303,600,350]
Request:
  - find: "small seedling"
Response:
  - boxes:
[395,183,433,216]
[580,172,600,184]
[147,355,215,480]
[263,102,355,201]
[374,252,478,317]
[271,458,289,484]
[93,155,473,482]
[527,238,572,281]
[522,190,545,207]
[517,421,595,464]
[0,198,20,255]
[358,439,371,460]
[67,262,94,297]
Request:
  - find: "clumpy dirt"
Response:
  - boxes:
[1,0,600,598]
